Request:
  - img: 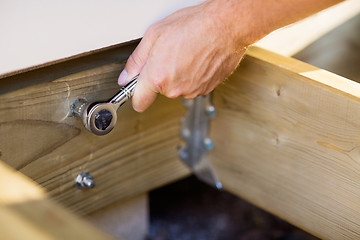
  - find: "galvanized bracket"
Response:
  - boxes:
[179,95,222,189]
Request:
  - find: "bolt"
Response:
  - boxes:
[75,172,95,189]
[181,128,191,140]
[207,105,216,118]
[203,138,214,150]
[71,99,88,117]
[179,148,189,160]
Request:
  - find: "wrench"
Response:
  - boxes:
[71,75,138,135]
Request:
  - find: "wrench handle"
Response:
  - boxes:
[109,74,138,106]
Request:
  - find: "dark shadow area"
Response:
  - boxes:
[147,176,319,240]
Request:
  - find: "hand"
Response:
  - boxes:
[118,1,247,112]
[118,0,341,112]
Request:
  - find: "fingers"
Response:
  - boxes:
[131,74,158,112]
[118,29,156,86]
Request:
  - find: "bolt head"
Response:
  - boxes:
[75,172,95,189]
[203,138,214,150]
[179,148,189,160]
[207,106,216,118]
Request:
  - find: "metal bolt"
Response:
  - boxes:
[71,98,88,117]
[215,182,223,190]
[179,148,189,160]
[181,128,191,140]
[207,105,216,118]
[203,138,214,150]
[75,172,95,189]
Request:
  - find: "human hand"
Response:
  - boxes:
[118,1,247,112]
[118,0,344,112]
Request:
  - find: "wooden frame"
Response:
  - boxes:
[0,161,112,239]
[1,40,360,239]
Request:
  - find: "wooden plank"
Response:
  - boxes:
[87,194,148,240]
[0,161,112,240]
[211,46,360,239]
[0,60,190,215]
[254,0,360,56]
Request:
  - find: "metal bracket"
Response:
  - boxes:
[179,95,222,189]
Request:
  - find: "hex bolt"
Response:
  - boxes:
[71,98,88,117]
[207,105,216,118]
[181,128,191,140]
[203,138,214,150]
[179,148,189,160]
[75,172,95,189]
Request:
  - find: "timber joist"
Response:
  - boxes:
[1,42,360,239]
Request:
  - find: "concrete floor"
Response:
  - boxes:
[147,13,360,240]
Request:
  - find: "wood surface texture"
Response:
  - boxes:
[3,40,360,239]
[0,60,190,215]
[210,47,360,239]
[0,161,112,240]
[87,194,148,240]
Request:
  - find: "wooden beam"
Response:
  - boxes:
[0,60,190,215]
[0,161,112,240]
[87,194,149,240]
[211,47,360,239]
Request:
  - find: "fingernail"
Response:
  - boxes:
[118,69,128,86]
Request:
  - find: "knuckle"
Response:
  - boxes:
[151,71,168,92]
[146,24,160,37]
[183,93,198,100]
[204,88,214,96]
[152,76,165,92]
[127,54,142,69]
[165,89,181,99]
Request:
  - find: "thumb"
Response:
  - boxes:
[118,37,153,86]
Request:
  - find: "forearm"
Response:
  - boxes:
[207,0,344,48]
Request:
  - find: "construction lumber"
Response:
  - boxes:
[210,46,360,239]
[0,60,190,215]
[0,161,112,240]
[87,194,148,240]
[3,37,360,239]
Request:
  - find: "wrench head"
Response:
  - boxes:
[85,103,117,135]
[94,109,113,130]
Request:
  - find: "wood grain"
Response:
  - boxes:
[87,194,148,240]
[0,161,112,240]
[0,62,190,215]
[210,47,360,239]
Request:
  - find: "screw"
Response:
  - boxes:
[207,105,216,118]
[75,172,95,189]
[215,182,223,190]
[203,138,214,150]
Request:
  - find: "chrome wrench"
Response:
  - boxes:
[71,75,138,135]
